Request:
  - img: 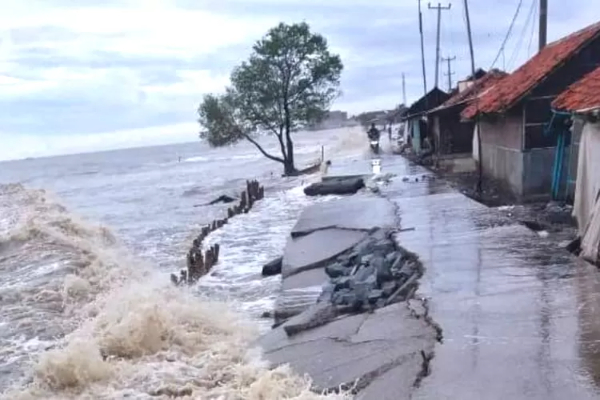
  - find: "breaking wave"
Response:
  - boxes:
[0,184,348,399]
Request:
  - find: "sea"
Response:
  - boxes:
[0,126,368,399]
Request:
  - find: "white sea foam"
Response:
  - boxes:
[0,184,349,400]
[0,125,369,399]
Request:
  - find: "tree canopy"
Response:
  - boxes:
[198,22,343,175]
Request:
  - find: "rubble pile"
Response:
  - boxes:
[319,228,422,312]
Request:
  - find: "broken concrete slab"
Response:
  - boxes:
[274,268,327,323]
[291,196,397,237]
[260,303,436,396]
[282,302,338,336]
[281,228,368,278]
[356,356,423,400]
[304,178,365,196]
[261,256,283,276]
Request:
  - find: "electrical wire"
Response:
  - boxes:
[507,0,536,70]
[489,0,524,69]
[526,0,538,57]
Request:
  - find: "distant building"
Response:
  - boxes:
[402,87,450,154]
[307,110,350,130]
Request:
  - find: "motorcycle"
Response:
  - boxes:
[369,138,380,154]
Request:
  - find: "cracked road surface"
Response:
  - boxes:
[263,153,600,399]
[259,303,436,398]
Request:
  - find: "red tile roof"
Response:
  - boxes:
[431,69,508,113]
[552,66,600,112]
[462,21,600,119]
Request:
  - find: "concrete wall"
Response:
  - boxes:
[481,143,524,195]
[479,114,523,150]
[522,147,556,196]
[479,113,525,196]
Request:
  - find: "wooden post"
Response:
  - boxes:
[240,191,247,209]
[214,243,220,261]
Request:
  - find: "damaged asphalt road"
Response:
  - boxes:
[260,302,438,398]
[260,153,600,400]
[261,190,441,398]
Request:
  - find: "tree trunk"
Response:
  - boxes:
[283,100,296,175]
[283,157,296,176]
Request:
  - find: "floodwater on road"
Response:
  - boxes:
[369,154,600,400]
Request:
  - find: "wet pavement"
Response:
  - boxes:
[371,154,600,400]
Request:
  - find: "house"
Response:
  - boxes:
[551,66,600,263]
[428,69,507,158]
[461,21,600,199]
[402,87,449,153]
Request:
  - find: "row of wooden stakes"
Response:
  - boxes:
[171,179,265,285]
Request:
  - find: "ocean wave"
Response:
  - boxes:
[0,184,348,399]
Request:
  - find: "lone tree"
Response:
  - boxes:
[198,22,343,175]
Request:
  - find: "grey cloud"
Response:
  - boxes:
[0,96,191,135]
[4,0,597,139]
[9,40,250,81]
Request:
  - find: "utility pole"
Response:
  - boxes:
[539,0,548,50]
[463,0,482,195]
[428,2,452,88]
[463,0,476,75]
[441,56,456,91]
[418,0,428,97]
[402,73,407,106]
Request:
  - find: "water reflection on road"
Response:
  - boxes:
[375,154,600,400]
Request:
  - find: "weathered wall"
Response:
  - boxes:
[522,147,556,196]
[566,118,585,201]
[479,113,523,150]
[480,143,524,195]
[479,113,525,195]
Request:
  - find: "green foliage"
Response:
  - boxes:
[198,91,250,147]
[198,22,343,174]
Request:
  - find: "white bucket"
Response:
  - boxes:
[371,159,381,174]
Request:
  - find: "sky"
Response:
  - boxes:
[1,0,599,160]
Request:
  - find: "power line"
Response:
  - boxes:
[490,0,524,69]
[526,0,538,57]
[507,0,537,70]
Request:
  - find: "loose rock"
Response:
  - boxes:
[316,228,423,316]
[325,262,347,279]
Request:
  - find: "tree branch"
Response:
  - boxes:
[242,133,285,163]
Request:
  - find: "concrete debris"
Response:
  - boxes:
[261,256,283,276]
[304,177,365,196]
